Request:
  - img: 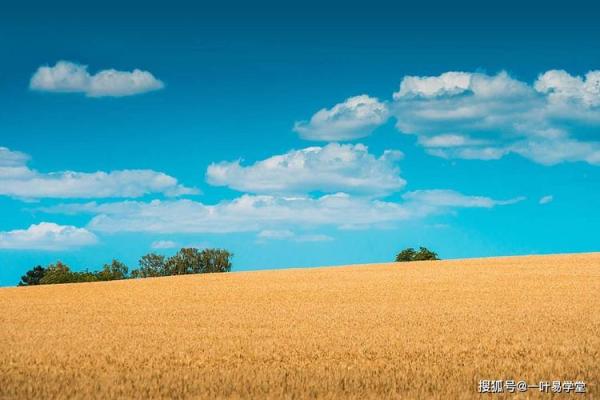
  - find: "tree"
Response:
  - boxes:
[39,261,74,284]
[15,247,233,286]
[71,271,99,283]
[165,248,202,275]
[164,248,233,275]
[395,247,439,262]
[137,253,167,277]
[96,259,128,281]
[414,247,439,261]
[130,269,141,279]
[18,265,47,286]
[395,248,417,262]
[199,248,232,273]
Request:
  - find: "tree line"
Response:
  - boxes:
[18,248,233,286]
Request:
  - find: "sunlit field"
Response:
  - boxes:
[1,253,599,399]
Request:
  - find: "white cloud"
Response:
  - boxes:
[293,95,389,141]
[257,230,295,240]
[535,70,600,107]
[403,190,525,209]
[257,230,334,243]
[394,71,530,101]
[394,72,473,98]
[511,138,600,166]
[0,147,29,166]
[151,240,178,249]
[294,234,334,242]
[425,146,509,161]
[30,61,164,97]
[40,190,522,234]
[0,146,197,199]
[0,222,97,251]
[418,134,487,148]
[539,195,554,205]
[391,70,600,166]
[206,143,405,196]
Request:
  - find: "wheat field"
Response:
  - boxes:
[1,253,599,399]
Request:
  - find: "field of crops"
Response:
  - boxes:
[1,253,599,399]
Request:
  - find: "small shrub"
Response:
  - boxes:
[395,247,439,262]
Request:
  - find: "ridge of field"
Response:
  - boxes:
[1,253,599,399]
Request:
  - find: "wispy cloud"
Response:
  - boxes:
[539,195,554,205]
[257,230,334,243]
[0,222,97,251]
[151,240,179,249]
[207,143,405,196]
[293,95,389,141]
[0,146,197,199]
[40,190,523,234]
[30,60,164,97]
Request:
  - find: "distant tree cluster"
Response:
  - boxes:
[395,247,439,262]
[17,248,233,286]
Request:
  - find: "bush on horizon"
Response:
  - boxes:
[395,247,439,262]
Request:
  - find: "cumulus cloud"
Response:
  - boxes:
[0,146,197,199]
[40,190,522,234]
[391,70,600,166]
[293,95,389,141]
[535,70,600,107]
[0,222,97,251]
[30,61,164,97]
[206,143,405,196]
[393,72,473,98]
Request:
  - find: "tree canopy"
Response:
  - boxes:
[395,247,439,262]
[17,247,233,286]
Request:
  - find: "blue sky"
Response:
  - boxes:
[1,0,599,285]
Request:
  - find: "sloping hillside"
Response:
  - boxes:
[1,253,599,399]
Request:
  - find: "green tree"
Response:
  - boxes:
[130,269,141,279]
[18,265,47,286]
[395,247,417,262]
[165,248,202,275]
[71,271,99,283]
[413,247,439,261]
[137,253,167,277]
[39,261,75,284]
[395,247,439,262]
[199,248,233,273]
[96,259,129,281]
[164,248,233,275]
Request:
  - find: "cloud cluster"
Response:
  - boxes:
[293,95,389,141]
[40,190,522,234]
[391,70,600,165]
[206,143,405,196]
[30,61,164,97]
[0,222,97,251]
[293,70,600,166]
[0,146,197,199]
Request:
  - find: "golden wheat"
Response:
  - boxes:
[1,253,599,399]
